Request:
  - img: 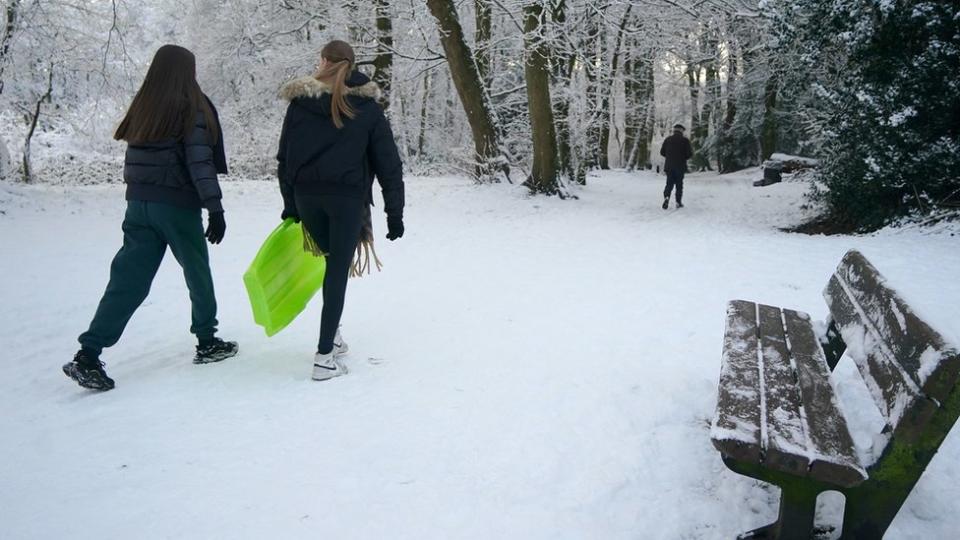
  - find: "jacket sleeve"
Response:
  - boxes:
[184,114,223,213]
[659,140,667,157]
[368,108,404,219]
[276,103,296,213]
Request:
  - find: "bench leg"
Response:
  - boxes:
[738,486,818,540]
[838,493,898,540]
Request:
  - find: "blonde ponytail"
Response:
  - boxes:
[314,40,358,129]
[328,60,356,129]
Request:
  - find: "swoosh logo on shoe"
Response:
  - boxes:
[314,363,338,370]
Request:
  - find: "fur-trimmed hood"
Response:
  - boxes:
[279,71,381,102]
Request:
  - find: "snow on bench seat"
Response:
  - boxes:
[712,300,867,488]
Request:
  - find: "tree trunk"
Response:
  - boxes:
[761,72,778,161]
[0,131,10,179]
[550,0,575,180]
[718,39,739,173]
[699,49,719,171]
[687,63,702,171]
[580,7,602,180]
[623,43,654,170]
[0,0,20,95]
[426,0,508,181]
[372,0,393,110]
[522,1,560,195]
[417,72,431,157]
[597,6,632,170]
[474,0,492,88]
[23,64,53,183]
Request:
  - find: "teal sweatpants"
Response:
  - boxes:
[79,200,218,355]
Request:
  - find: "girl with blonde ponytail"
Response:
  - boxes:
[276,39,406,381]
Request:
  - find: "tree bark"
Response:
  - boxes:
[0,0,20,95]
[761,71,778,161]
[522,1,560,194]
[623,42,654,170]
[550,0,576,180]
[580,7,602,180]
[474,0,492,88]
[426,0,508,181]
[418,71,431,157]
[718,38,739,173]
[372,0,393,110]
[23,64,53,183]
[698,48,719,171]
[0,130,10,179]
[597,5,632,170]
[687,63,702,171]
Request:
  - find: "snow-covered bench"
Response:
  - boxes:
[711,250,960,539]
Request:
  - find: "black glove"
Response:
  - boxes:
[281,208,300,223]
[386,216,404,241]
[205,211,226,244]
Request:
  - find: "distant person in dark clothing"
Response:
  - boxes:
[63,45,238,392]
[659,124,693,209]
[276,40,404,381]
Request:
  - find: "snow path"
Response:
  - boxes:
[1,170,958,539]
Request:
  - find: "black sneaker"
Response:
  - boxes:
[194,338,239,364]
[662,198,670,210]
[677,201,684,208]
[63,350,115,391]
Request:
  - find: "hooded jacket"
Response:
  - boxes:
[277,71,404,219]
[124,96,227,213]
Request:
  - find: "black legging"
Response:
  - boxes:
[295,193,364,354]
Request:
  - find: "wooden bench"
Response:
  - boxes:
[711,250,960,539]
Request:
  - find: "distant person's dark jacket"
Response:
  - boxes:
[276,71,404,219]
[660,133,693,173]
[123,96,227,213]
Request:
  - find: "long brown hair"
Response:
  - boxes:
[314,40,357,129]
[115,44,218,144]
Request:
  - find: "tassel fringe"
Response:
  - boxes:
[300,205,383,279]
[351,237,383,277]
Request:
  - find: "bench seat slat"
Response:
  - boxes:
[758,304,810,476]
[711,300,762,463]
[784,309,867,487]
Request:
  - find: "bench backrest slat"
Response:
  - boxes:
[823,250,957,435]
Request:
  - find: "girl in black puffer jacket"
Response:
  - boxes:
[276,40,405,381]
[63,45,238,392]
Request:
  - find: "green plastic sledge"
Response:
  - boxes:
[243,219,326,337]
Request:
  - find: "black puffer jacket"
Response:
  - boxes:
[277,71,404,219]
[124,98,228,213]
[659,133,693,173]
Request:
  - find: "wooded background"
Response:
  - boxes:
[1,1,957,229]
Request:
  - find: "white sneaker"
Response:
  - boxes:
[333,328,349,357]
[312,351,348,381]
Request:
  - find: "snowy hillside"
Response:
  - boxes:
[1,171,958,539]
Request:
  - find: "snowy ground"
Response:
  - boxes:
[1,170,958,539]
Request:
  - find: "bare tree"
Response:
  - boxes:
[522,1,560,194]
[426,0,508,181]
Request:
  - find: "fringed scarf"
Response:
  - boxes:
[302,204,383,278]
